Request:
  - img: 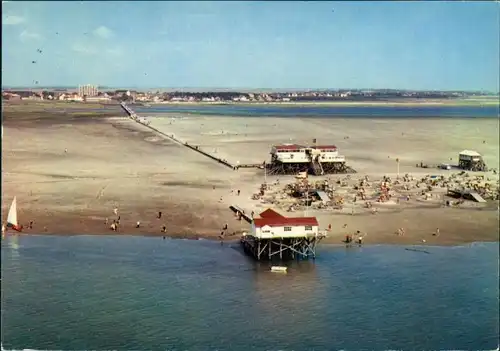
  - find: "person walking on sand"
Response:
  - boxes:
[433,228,440,236]
[161,225,166,233]
[105,218,108,225]
[158,211,162,219]
[113,208,118,216]
[136,221,141,228]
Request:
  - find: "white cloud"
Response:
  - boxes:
[20,30,42,41]
[2,14,25,25]
[72,43,97,55]
[93,26,114,39]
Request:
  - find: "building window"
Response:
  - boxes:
[305,226,312,231]
[284,226,292,231]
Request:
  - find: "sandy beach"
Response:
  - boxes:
[2,101,499,245]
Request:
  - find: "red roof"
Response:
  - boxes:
[273,144,337,151]
[315,145,337,150]
[259,208,286,219]
[254,216,319,228]
[274,144,305,151]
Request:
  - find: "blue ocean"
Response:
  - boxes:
[2,235,498,351]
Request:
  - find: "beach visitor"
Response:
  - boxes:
[110,223,117,231]
[136,221,141,228]
[158,211,162,219]
[434,228,440,236]
[29,221,33,229]
[237,190,241,196]
[105,218,108,225]
[161,225,166,233]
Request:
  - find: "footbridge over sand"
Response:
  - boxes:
[120,103,259,171]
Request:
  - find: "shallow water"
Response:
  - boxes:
[1,236,499,350]
[131,104,499,118]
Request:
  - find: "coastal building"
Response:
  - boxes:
[78,84,99,97]
[458,150,487,171]
[252,208,319,238]
[240,208,325,260]
[268,143,348,175]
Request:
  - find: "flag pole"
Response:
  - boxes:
[396,158,400,179]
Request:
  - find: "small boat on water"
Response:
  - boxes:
[3,196,22,238]
[270,266,288,273]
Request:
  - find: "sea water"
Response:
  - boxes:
[1,235,498,350]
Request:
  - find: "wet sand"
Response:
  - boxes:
[2,101,499,245]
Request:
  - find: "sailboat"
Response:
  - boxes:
[3,196,22,238]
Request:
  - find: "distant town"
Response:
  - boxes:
[2,85,498,103]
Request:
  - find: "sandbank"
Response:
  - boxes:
[2,101,499,246]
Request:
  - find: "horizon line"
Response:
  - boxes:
[2,86,498,94]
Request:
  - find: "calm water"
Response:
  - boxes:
[1,236,498,350]
[130,104,499,118]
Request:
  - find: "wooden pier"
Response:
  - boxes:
[240,234,325,260]
[120,103,257,170]
[229,205,253,223]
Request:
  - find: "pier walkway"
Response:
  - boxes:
[120,103,259,170]
[229,205,253,223]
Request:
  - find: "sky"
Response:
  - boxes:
[2,1,499,91]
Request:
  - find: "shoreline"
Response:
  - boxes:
[4,232,499,248]
[145,99,500,107]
